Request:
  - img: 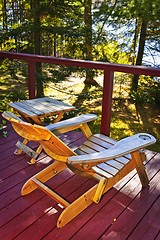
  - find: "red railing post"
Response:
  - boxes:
[100,69,114,136]
[28,61,36,99]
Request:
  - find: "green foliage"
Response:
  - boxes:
[0,98,8,112]
[129,76,160,104]
[0,91,28,112]
[7,91,28,102]
[94,40,129,64]
[0,59,28,111]
[113,73,131,99]
[2,59,20,79]
[0,120,8,138]
[47,65,73,82]
[110,100,160,152]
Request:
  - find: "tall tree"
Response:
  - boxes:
[84,0,97,86]
[94,0,160,92]
[0,0,159,96]
[2,0,7,31]
[32,0,44,97]
[131,19,148,91]
[129,0,159,91]
[0,0,83,95]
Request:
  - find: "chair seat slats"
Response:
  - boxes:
[76,133,133,178]
[83,141,107,152]
[115,156,130,164]
[88,136,113,149]
[106,159,124,170]
[92,166,112,179]
[97,163,119,176]
[78,145,97,154]
[94,134,116,145]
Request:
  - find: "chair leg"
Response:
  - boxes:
[57,183,99,228]
[93,177,107,204]
[57,177,116,228]
[57,160,138,228]
[21,161,67,195]
[131,151,149,187]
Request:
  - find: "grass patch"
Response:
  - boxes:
[0,63,159,152]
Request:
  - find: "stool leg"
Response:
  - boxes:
[29,145,43,164]
[14,139,28,155]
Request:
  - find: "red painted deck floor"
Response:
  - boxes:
[0,113,160,240]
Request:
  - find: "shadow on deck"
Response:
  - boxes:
[0,113,160,240]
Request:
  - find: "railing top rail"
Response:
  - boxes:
[0,51,160,77]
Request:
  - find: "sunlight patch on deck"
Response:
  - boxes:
[44,207,58,215]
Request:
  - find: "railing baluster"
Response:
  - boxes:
[0,51,159,134]
[28,61,36,99]
[100,69,114,136]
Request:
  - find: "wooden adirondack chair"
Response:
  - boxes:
[2,111,156,228]
[2,111,44,164]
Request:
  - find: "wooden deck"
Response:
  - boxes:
[0,113,160,240]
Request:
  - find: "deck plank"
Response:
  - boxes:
[0,112,159,240]
[45,152,158,240]
[128,195,160,240]
[14,179,96,240]
[98,153,160,240]
[0,174,91,239]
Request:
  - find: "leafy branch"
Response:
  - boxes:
[0,120,8,138]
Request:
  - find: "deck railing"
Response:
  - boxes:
[0,51,160,136]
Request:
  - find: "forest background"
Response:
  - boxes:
[0,0,160,151]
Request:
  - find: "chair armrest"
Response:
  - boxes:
[67,133,156,165]
[46,114,97,135]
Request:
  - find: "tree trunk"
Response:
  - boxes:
[84,0,98,87]
[84,0,92,61]
[54,34,57,57]
[3,0,8,31]
[33,0,44,97]
[130,18,141,65]
[11,0,19,52]
[49,37,53,56]
[131,19,148,92]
